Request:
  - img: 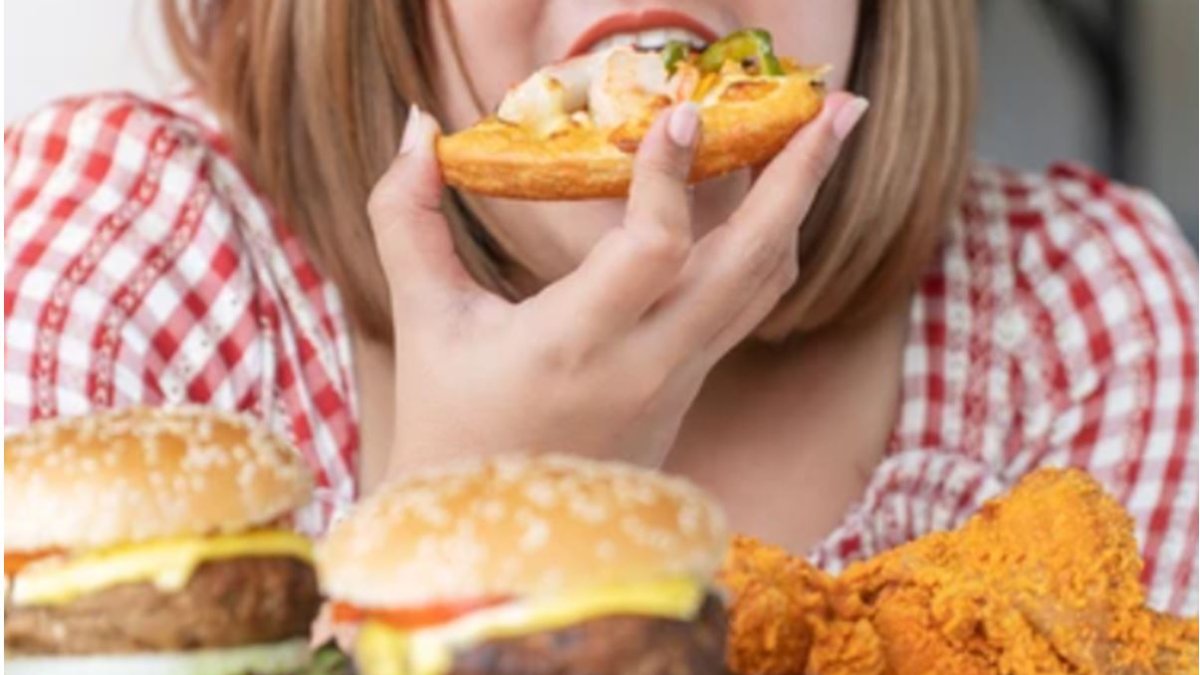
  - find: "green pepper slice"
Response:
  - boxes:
[698,28,784,76]
[662,40,691,75]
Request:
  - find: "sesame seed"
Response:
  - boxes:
[518,517,550,551]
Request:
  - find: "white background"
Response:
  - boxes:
[6,0,179,122]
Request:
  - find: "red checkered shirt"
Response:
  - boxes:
[6,94,1197,613]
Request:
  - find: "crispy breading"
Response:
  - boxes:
[722,469,1198,674]
[720,536,832,674]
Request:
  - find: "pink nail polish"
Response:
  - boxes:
[667,103,700,148]
[832,97,869,141]
[399,103,421,155]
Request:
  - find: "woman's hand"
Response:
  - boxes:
[368,94,867,474]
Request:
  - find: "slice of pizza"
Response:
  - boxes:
[437,29,828,201]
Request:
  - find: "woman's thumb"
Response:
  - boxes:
[366,105,474,295]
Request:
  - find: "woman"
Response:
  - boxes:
[5,0,1196,613]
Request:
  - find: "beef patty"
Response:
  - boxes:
[5,556,319,655]
[448,593,729,675]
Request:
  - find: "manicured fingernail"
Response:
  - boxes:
[667,102,700,148]
[399,103,421,155]
[832,97,869,141]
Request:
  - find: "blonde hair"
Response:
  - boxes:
[163,0,977,342]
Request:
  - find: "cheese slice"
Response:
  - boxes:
[9,529,312,606]
[355,577,706,675]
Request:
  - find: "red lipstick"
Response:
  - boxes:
[566,10,721,59]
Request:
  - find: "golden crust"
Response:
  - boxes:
[437,69,826,201]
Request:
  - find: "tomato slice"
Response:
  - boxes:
[4,549,64,577]
[332,596,512,630]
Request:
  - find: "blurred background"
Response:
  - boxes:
[977,0,1198,246]
[6,0,1197,245]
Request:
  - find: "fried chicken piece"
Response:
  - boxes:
[1143,610,1199,673]
[720,536,835,674]
[722,469,1198,674]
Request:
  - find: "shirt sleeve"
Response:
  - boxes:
[1014,163,1198,614]
[6,94,258,422]
[5,93,360,532]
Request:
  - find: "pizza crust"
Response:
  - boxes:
[437,69,825,201]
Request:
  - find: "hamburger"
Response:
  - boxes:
[4,406,322,674]
[316,454,731,675]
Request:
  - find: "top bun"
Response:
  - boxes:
[317,454,728,608]
[5,406,313,551]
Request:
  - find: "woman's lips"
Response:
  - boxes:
[565,9,722,59]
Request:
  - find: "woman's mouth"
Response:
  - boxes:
[566,10,722,58]
[586,27,711,54]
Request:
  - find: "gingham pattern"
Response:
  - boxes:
[6,95,1196,613]
[5,93,359,534]
[810,162,1198,615]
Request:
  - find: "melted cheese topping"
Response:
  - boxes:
[493,45,818,142]
[354,577,705,675]
[497,46,718,135]
[9,529,312,606]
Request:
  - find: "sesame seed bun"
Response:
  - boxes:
[316,454,729,608]
[4,406,313,551]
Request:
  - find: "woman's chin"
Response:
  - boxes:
[473,167,752,283]
[565,167,751,236]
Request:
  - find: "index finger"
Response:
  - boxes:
[533,104,700,334]
[732,92,866,236]
[638,93,867,353]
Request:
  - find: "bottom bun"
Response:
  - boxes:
[4,638,310,675]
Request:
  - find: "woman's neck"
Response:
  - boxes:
[665,305,910,552]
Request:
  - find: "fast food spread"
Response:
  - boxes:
[5,408,1197,675]
[437,28,827,200]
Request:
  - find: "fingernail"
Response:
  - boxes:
[832,97,869,142]
[399,103,421,155]
[667,103,700,148]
